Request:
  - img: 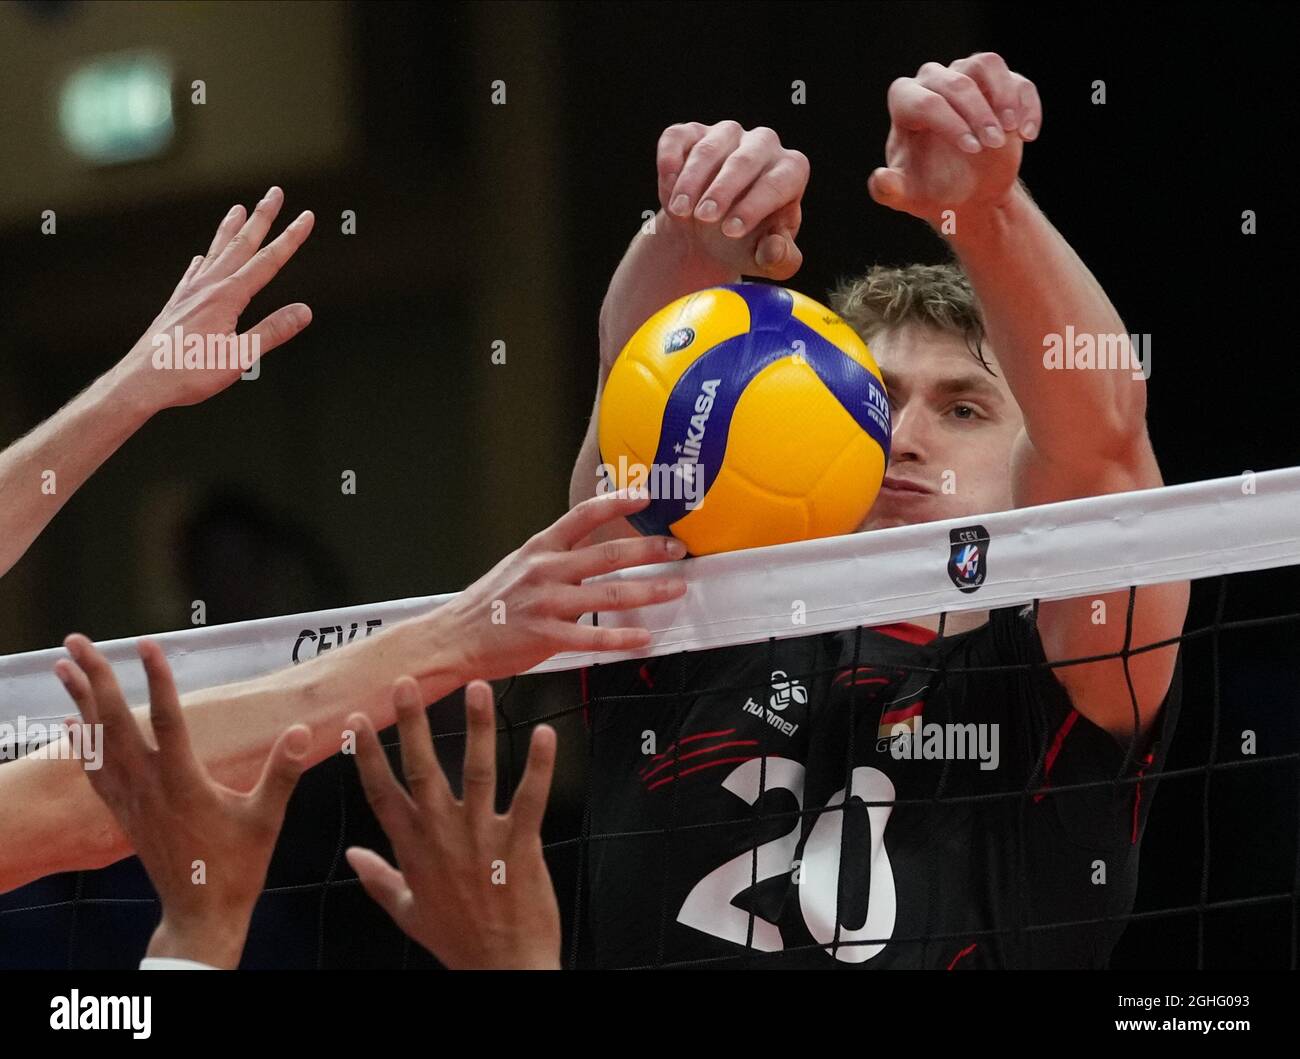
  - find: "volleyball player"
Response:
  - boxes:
[570,53,1190,967]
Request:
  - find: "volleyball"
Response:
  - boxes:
[598,283,892,555]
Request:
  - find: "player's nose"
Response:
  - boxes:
[887,405,927,463]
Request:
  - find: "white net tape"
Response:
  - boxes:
[3,467,1298,730]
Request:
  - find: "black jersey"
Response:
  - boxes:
[583,607,1181,969]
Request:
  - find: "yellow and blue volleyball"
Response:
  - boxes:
[598,283,891,555]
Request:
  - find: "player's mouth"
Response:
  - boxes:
[880,476,933,497]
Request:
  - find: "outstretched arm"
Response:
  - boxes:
[0,493,687,895]
[870,53,1188,739]
[0,188,313,578]
[569,122,810,537]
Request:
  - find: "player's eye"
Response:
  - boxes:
[949,402,980,421]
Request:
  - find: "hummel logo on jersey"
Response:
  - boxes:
[768,670,807,712]
[739,670,804,737]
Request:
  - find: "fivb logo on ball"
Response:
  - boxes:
[596,374,717,510]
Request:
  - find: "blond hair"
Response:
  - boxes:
[829,262,993,373]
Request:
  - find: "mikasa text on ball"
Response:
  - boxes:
[598,283,891,555]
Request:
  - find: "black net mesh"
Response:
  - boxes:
[2,568,1298,969]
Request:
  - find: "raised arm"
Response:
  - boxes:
[569,122,810,536]
[0,493,687,895]
[870,53,1188,738]
[0,188,313,578]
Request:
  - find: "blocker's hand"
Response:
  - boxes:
[441,491,688,682]
[657,120,809,287]
[868,53,1041,226]
[347,679,561,970]
[55,635,311,969]
[112,187,315,416]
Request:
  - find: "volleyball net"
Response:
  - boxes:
[2,468,1298,968]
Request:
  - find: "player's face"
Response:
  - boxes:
[858,323,1024,532]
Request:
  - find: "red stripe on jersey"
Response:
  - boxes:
[833,666,890,688]
[1033,710,1079,803]
[870,622,938,646]
[947,942,978,969]
[638,663,655,689]
[647,755,760,790]
[1131,750,1155,845]
[641,739,760,782]
[639,728,738,775]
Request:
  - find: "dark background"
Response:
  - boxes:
[0,1,1297,968]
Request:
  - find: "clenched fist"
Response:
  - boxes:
[869,53,1041,226]
[656,120,809,283]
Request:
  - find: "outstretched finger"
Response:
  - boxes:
[60,711,112,795]
[248,724,311,823]
[346,847,415,928]
[392,677,452,810]
[547,575,687,620]
[538,491,652,552]
[137,639,196,771]
[557,533,685,583]
[547,621,654,656]
[460,681,498,818]
[208,187,285,279]
[508,724,556,839]
[54,658,97,728]
[350,712,417,841]
[63,635,149,760]
[199,204,247,273]
[228,210,315,303]
[241,303,313,361]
